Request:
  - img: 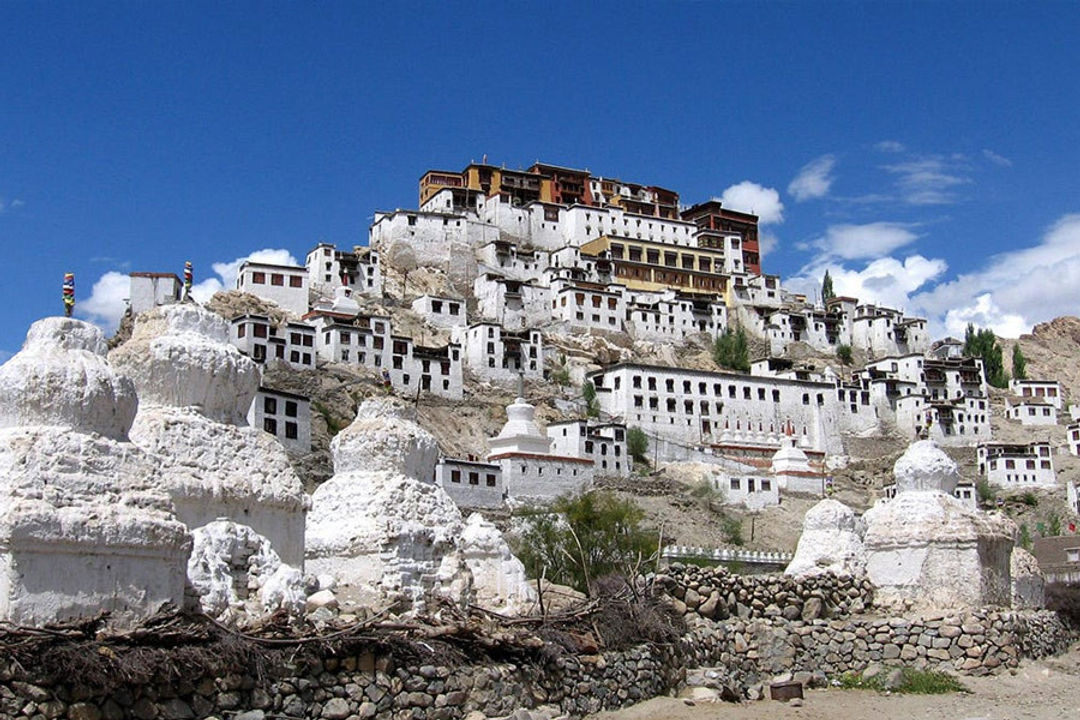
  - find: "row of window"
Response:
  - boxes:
[247,272,304,288]
[263,418,299,440]
[448,469,498,487]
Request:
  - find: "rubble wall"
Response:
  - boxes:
[0,605,1070,720]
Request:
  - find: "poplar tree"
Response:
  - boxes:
[1012,344,1027,380]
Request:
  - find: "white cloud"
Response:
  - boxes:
[874,140,905,153]
[883,157,970,205]
[79,271,131,331]
[914,213,1080,337]
[942,293,1028,338]
[811,222,919,260]
[982,149,1013,167]
[759,232,779,257]
[0,198,25,214]
[718,181,784,225]
[789,255,947,310]
[788,155,836,201]
[80,247,301,333]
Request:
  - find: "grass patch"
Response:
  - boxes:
[834,667,969,694]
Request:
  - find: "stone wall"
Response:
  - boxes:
[659,563,875,622]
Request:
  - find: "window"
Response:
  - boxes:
[729,478,741,490]
[263,417,277,435]
[271,274,284,286]
[264,397,278,415]
[285,401,298,418]
[289,275,303,288]
[251,272,266,284]
[451,470,461,483]
[486,474,496,487]
[285,422,298,440]
[468,472,479,485]
[237,324,246,338]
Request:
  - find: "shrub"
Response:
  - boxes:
[976,479,995,505]
[510,490,658,595]
[835,667,968,694]
[582,380,600,418]
[1045,582,1080,627]
[627,426,649,463]
[836,344,853,366]
[713,327,750,372]
[1021,491,1038,507]
[1019,523,1033,550]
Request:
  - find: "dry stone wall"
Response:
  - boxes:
[658,563,875,622]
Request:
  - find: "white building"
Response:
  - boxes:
[454,323,544,382]
[486,397,593,501]
[977,442,1056,489]
[626,290,727,344]
[1006,398,1058,426]
[231,314,316,370]
[236,261,309,317]
[1010,379,1064,410]
[475,240,549,282]
[473,273,551,330]
[306,242,382,298]
[434,458,506,509]
[586,362,874,459]
[549,279,626,332]
[128,272,182,316]
[247,387,311,455]
[883,480,978,509]
[714,468,779,510]
[309,310,464,400]
[770,437,827,496]
[411,294,468,329]
[1067,423,1080,457]
[545,420,632,477]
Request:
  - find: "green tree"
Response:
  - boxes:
[976,478,995,506]
[626,426,649,464]
[1048,513,1063,537]
[836,344,853,366]
[1012,344,1027,381]
[582,380,600,418]
[713,327,750,372]
[821,270,835,303]
[1019,523,1033,550]
[510,491,659,595]
[963,323,1009,389]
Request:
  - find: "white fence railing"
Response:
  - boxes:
[661,544,793,566]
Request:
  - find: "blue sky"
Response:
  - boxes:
[3,2,1080,359]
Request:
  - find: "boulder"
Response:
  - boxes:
[1010,547,1045,609]
[460,513,536,615]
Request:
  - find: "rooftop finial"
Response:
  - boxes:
[517,371,525,400]
[62,273,75,317]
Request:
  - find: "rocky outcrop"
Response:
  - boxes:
[1010,547,1046,610]
[785,499,866,578]
[111,304,308,567]
[0,318,190,627]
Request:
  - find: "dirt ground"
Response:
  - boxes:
[587,644,1080,720]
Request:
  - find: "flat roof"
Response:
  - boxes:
[130,272,180,280]
[587,362,834,389]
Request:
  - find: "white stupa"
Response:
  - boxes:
[110,304,309,567]
[487,396,554,457]
[862,440,1015,611]
[0,318,191,626]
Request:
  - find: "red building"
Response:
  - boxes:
[681,200,762,275]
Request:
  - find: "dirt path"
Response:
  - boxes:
[587,645,1080,720]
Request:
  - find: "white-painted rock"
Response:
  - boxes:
[0,319,191,627]
[187,520,304,622]
[112,304,308,567]
[1011,547,1045,609]
[893,440,959,494]
[785,499,866,578]
[306,398,472,608]
[0,318,136,440]
[862,441,1015,611]
[110,304,259,425]
[460,513,537,616]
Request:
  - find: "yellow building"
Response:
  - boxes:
[580,235,731,296]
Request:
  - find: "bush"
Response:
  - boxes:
[1021,491,1038,507]
[713,327,750,372]
[835,667,968,694]
[510,490,658,595]
[1019,523,1033,550]
[627,426,649,463]
[976,479,995,505]
[1046,582,1080,627]
[836,344,853,366]
[582,380,600,418]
